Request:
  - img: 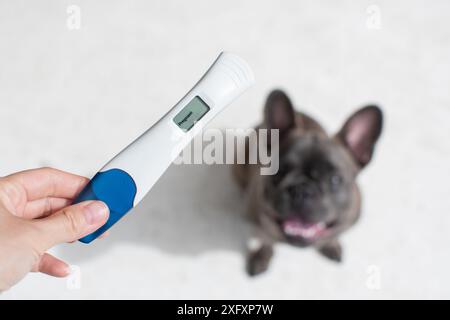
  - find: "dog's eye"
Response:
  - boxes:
[330,174,343,191]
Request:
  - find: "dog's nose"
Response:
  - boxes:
[288,183,318,204]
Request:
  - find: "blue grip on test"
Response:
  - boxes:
[74,168,137,243]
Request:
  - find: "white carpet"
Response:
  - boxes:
[1,0,449,299]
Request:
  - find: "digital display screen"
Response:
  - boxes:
[173,96,210,131]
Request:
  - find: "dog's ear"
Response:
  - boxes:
[336,105,383,168]
[264,89,295,137]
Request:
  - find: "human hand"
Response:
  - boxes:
[0,167,109,292]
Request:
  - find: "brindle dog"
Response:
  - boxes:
[233,90,383,276]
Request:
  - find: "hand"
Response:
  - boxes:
[0,167,110,292]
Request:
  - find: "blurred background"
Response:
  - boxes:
[1,0,449,299]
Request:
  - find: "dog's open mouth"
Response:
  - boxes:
[281,217,327,240]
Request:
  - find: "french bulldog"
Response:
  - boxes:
[232,89,383,276]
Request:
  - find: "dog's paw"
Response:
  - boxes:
[246,245,273,276]
[318,240,343,263]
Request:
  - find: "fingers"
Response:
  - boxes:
[32,253,70,277]
[22,197,72,219]
[33,200,109,250]
[4,167,89,202]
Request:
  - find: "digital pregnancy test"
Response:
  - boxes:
[74,52,255,243]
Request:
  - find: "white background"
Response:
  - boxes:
[1,0,449,299]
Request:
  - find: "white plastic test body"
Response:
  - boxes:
[74,52,255,243]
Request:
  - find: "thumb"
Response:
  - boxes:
[34,201,109,249]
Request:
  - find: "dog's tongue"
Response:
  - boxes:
[282,217,326,239]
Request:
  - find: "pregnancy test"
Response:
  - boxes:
[73,52,255,243]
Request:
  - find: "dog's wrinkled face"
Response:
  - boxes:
[262,90,383,246]
[265,134,358,246]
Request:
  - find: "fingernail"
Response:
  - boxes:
[83,202,109,225]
